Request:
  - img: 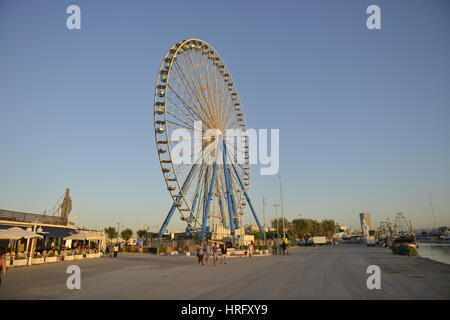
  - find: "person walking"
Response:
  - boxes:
[113,243,119,258]
[205,243,211,265]
[220,243,228,264]
[212,242,218,266]
[248,241,254,258]
[109,243,114,258]
[272,242,278,255]
[0,249,6,287]
[197,243,205,265]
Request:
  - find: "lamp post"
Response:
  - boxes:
[117,221,122,243]
[278,175,285,239]
[74,212,83,228]
[262,196,267,232]
[273,204,280,239]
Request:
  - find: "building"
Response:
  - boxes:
[0,209,76,235]
[359,212,372,240]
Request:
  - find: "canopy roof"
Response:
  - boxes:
[63,232,103,240]
[0,227,44,240]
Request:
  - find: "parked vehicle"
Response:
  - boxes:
[366,236,376,246]
[310,236,327,246]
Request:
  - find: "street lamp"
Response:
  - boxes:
[273,204,280,239]
[278,176,285,239]
[117,220,122,243]
[74,212,83,228]
[262,196,267,232]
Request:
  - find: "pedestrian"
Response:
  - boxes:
[113,243,119,258]
[281,241,288,255]
[220,244,228,264]
[0,248,6,287]
[109,243,114,258]
[197,243,204,265]
[205,243,211,265]
[272,243,278,255]
[212,242,218,266]
[248,241,254,258]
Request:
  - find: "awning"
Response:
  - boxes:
[0,227,43,240]
[64,232,103,240]
[0,225,18,230]
[0,225,77,238]
[40,226,76,238]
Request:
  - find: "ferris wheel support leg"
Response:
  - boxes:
[157,205,177,240]
[185,192,199,234]
[229,188,239,229]
[200,144,221,239]
[157,164,198,240]
[187,192,199,223]
[222,141,236,238]
[231,163,266,239]
[218,194,227,228]
[186,165,203,230]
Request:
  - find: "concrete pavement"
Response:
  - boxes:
[1,244,449,299]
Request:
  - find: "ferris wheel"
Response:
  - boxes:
[153,39,265,240]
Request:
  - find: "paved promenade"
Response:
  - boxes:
[1,244,449,299]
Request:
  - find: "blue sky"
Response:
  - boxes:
[0,0,449,232]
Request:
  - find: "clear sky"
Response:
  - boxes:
[1,0,449,232]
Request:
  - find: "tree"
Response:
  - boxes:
[121,229,133,242]
[251,232,264,240]
[321,220,337,238]
[291,219,314,241]
[137,229,147,238]
[104,227,117,240]
[271,217,291,237]
[311,220,323,236]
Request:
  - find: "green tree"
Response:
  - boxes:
[291,219,314,241]
[137,229,147,238]
[271,218,291,234]
[104,226,118,240]
[121,229,133,242]
[321,220,337,238]
[311,220,323,236]
[251,232,264,240]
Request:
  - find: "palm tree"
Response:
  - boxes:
[137,229,147,238]
[121,229,133,244]
[104,227,117,240]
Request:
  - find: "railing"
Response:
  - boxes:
[0,209,68,226]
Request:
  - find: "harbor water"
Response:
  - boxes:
[417,242,450,265]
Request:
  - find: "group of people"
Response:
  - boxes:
[272,241,289,255]
[108,243,120,258]
[196,242,228,266]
